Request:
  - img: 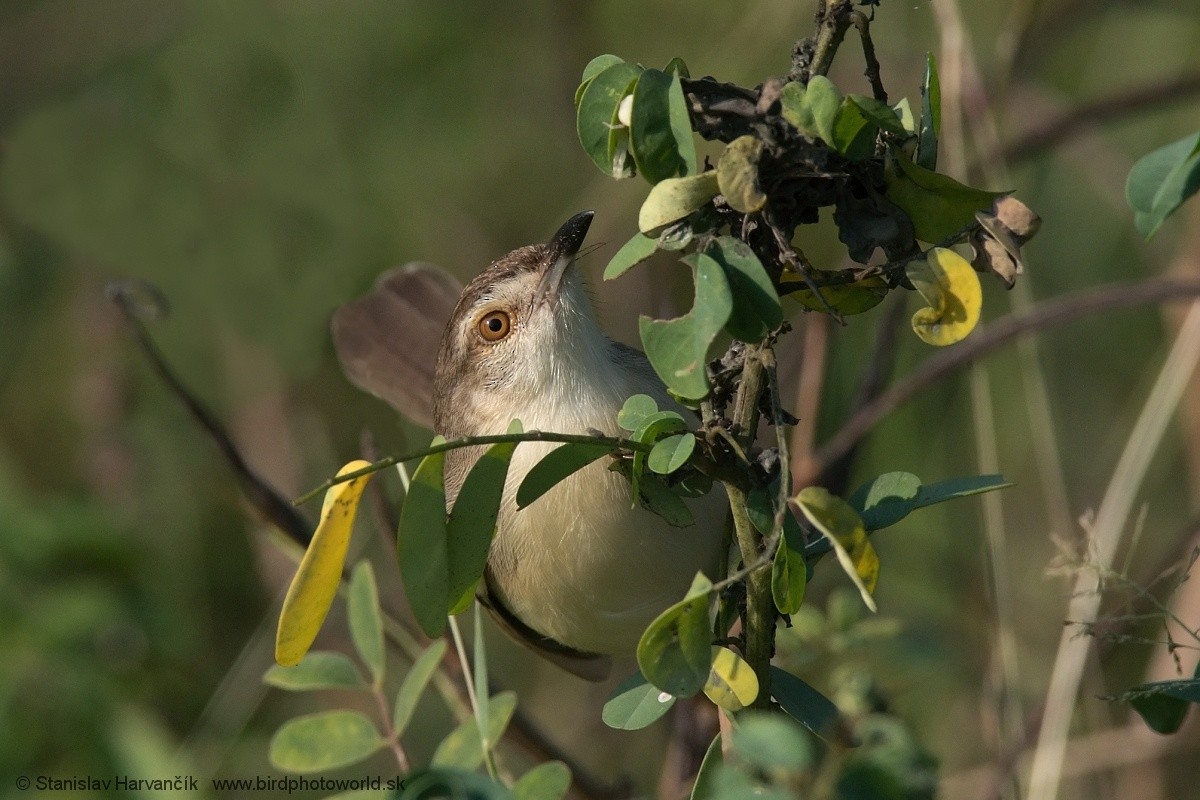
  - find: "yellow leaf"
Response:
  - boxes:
[703,646,759,711]
[906,247,982,346]
[793,486,878,612]
[276,460,374,666]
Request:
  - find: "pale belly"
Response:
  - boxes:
[487,441,728,655]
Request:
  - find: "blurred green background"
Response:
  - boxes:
[3,1,1200,798]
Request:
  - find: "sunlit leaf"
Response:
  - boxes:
[516,442,614,509]
[637,573,713,697]
[708,236,781,342]
[1127,131,1200,239]
[770,666,842,739]
[638,172,720,233]
[513,761,571,800]
[848,95,909,136]
[431,691,517,770]
[631,68,689,184]
[397,447,450,638]
[832,97,875,161]
[787,275,889,315]
[617,393,660,431]
[703,646,760,711]
[648,432,696,475]
[604,231,659,281]
[717,135,767,213]
[639,252,733,400]
[780,76,841,144]
[263,652,365,691]
[446,421,521,614]
[906,247,983,346]
[269,710,384,773]
[577,62,641,176]
[393,640,447,736]
[849,472,1011,530]
[731,712,812,773]
[632,410,687,488]
[602,671,677,730]
[348,561,385,685]
[893,97,916,133]
[793,487,878,612]
[885,152,1003,243]
[276,460,374,666]
[916,53,941,170]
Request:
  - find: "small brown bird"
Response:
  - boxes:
[333,212,726,680]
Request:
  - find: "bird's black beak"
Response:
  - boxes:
[535,211,594,307]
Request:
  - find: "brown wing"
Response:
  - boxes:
[477,574,613,682]
[331,263,462,429]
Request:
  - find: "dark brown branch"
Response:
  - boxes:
[795,277,1200,488]
[851,11,888,103]
[998,71,1200,168]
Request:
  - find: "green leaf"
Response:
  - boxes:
[396,769,512,799]
[787,275,889,315]
[276,460,374,666]
[639,252,733,400]
[731,711,812,772]
[348,561,385,685]
[393,640,447,736]
[667,73,698,175]
[637,572,714,697]
[516,442,614,509]
[716,135,767,212]
[604,231,659,281]
[893,97,916,133]
[1127,131,1200,239]
[1120,675,1200,734]
[631,68,689,184]
[472,603,491,761]
[638,171,720,232]
[771,666,842,739]
[577,62,642,176]
[431,691,518,770]
[263,652,365,691]
[885,152,1004,243]
[617,393,660,431]
[847,95,909,136]
[690,735,723,800]
[445,422,521,613]
[807,76,843,144]
[664,57,690,78]
[575,54,626,107]
[849,472,1011,530]
[632,410,687,486]
[916,53,941,170]
[637,473,695,527]
[602,671,677,730]
[771,513,808,615]
[703,646,760,711]
[397,447,450,638]
[707,236,782,343]
[832,98,876,161]
[648,432,696,475]
[269,710,384,773]
[513,761,571,800]
[794,486,878,612]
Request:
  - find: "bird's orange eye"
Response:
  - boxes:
[478,310,512,342]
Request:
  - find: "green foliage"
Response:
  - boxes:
[264,652,365,691]
[515,442,614,508]
[916,53,941,170]
[397,447,451,638]
[884,154,1004,243]
[576,61,642,178]
[602,671,678,730]
[848,472,1012,531]
[1126,131,1200,239]
[604,231,660,280]
[631,68,697,183]
[795,487,879,613]
[1116,668,1200,734]
[637,572,714,697]
[393,641,448,736]
[771,515,809,616]
[648,432,697,474]
[770,666,843,739]
[707,237,782,343]
[431,691,517,770]
[269,710,385,773]
[349,561,386,685]
[512,762,572,800]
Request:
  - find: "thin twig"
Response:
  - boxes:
[799,277,1200,488]
[851,11,888,103]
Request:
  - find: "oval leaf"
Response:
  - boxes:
[397,447,449,638]
[513,761,572,800]
[617,393,659,431]
[393,640,448,736]
[690,735,723,800]
[263,652,365,691]
[708,236,782,342]
[348,561,385,685]
[604,231,659,281]
[731,712,812,773]
[276,460,374,666]
[602,671,677,730]
[805,75,843,145]
[770,666,842,739]
[1126,131,1200,239]
[885,152,1003,243]
[446,422,521,613]
[906,247,982,346]
[848,472,1012,531]
[793,487,878,612]
[667,73,697,176]
[269,710,384,773]
[772,514,808,615]
[431,691,517,770]
[517,442,614,509]
[631,68,687,184]
[577,62,642,175]
[648,432,696,475]
[637,572,713,697]
[788,276,888,316]
[717,135,767,213]
[703,646,760,711]
[637,473,694,527]
[638,172,720,233]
